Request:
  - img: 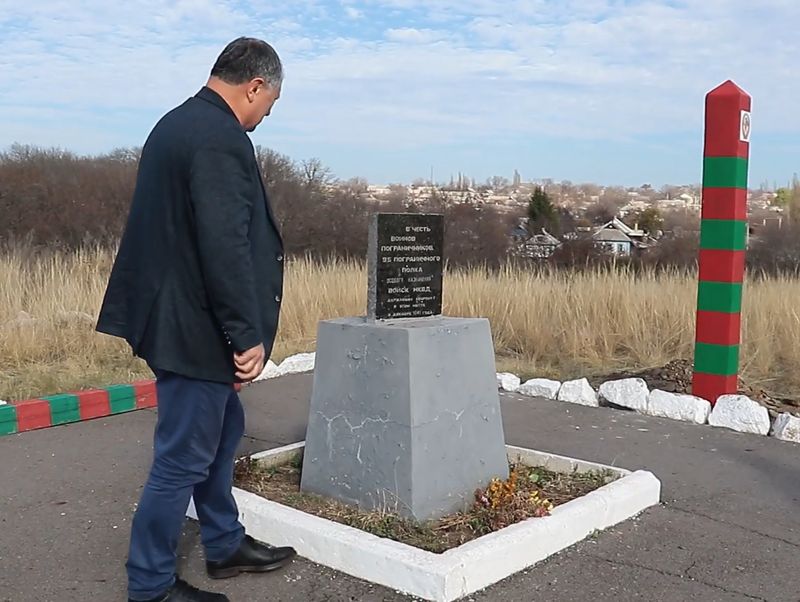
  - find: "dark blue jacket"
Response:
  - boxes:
[97,86,284,383]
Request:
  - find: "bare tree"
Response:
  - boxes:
[0,145,138,247]
[586,198,623,225]
[301,158,333,189]
[748,221,800,275]
[487,176,509,191]
[342,177,369,195]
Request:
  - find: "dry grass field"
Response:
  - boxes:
[1,246,798,402]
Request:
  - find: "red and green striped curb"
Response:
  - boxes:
[0,380,157,437]
[692,79,751,404]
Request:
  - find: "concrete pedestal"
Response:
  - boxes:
[300,316,508,522]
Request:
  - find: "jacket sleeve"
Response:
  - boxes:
[189,135,263,352]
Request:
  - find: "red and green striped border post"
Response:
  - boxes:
[692,80,751,404]
[0,380,157,437]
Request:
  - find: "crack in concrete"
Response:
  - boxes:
[315,401,488,432]
[586,554,769,601]
[420,402,495,427]
[682,559,698,580]
[667,505,800,550]
[315,412,400,432]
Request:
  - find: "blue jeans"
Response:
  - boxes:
[127,370,245,600]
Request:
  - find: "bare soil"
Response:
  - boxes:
[234,456,616,554]
[590,358,800,418]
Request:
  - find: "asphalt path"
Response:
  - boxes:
[1,373,798,601]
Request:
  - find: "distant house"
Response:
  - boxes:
[510,219,562,259]
[593,228,633,256]
[592,218,646,256]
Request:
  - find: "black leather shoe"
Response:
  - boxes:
[128,576,229,601]
[206,534,297,579]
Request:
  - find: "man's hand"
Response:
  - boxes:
[234,343,266,382]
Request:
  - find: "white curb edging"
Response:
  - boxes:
[709,394,771,435]
[258,364,797,444]
[645,389,711,425]
[253,360,280,382]
[251,353,316,384]
[188,442,660,602]
[557,378,599,407]
[771,413,800,443]
[598,378,649,412]
[517,378,562,400]
[496,372,521,392]
[500,370,799,442]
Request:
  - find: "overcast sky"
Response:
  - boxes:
[0,0,797,187]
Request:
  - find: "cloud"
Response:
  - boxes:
[385,28,447,44]
[0,0,797,184]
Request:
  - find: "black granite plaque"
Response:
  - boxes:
[368,213,444,320]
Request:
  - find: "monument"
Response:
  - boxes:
[367,212,444,320]
[301,212,509,521]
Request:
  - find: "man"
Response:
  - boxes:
[97,37,296,602]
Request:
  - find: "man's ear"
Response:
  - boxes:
[247,78,265,102]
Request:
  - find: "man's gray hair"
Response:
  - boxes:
[210,37,283,88]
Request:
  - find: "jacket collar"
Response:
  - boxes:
[195,86,241,125]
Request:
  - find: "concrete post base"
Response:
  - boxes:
[300,316,508,522]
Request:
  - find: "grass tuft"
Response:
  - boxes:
[1,247,799,401]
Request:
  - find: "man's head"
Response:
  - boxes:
[207,37,283,132]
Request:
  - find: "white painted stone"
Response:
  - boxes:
[253,360,280,382]
[646,390,711,425]
[496,372,521,392]
[276,352,316,376]
[0,400,6,406]
[188,442,660,602]
[708,395,770,435]
[557,378,599,407]
[770,413,800,443]
[598,378,649,412]
[517,378,561,400]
